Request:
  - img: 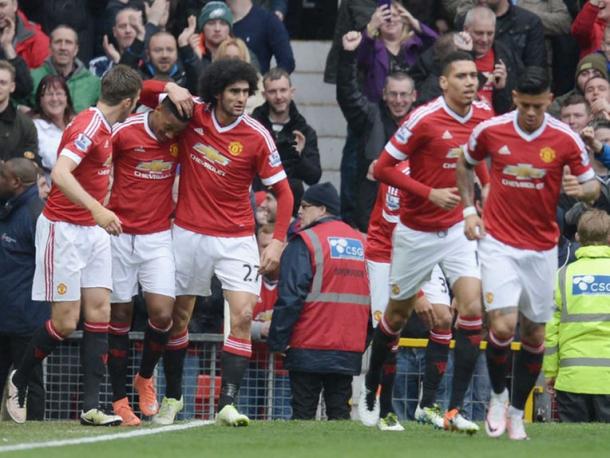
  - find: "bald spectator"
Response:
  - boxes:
[463,5,518,114]
[456,0,546,68]
[0,158,48,421]
[0,0,49,69]
[120,25,205,94]
[30,25,100,113]
[0,60,38,163]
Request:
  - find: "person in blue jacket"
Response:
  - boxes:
[0,158,49,420]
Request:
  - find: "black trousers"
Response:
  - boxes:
[556,390,610,423]
[0,334,45,420]
[289,371,352,420]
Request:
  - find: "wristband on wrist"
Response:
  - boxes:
[463,206,477,218]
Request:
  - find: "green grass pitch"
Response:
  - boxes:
[1,421,610,458]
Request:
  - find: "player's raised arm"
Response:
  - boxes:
[140,80,194,118]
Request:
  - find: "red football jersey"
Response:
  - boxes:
[44,108,113,226]
[465,111,595,250]
[108,113,179,235]
[176,102,287,236]
[383,96,493,231]
[365,162,410,263]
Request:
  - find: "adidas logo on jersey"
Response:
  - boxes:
[442,130,453,140]
[498,145,511,155]
[194,128,204,136]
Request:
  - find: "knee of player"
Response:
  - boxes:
[489,319,516,341]
[434,307,453,330]
[53,317,78,336]
[455,298,483,317]
[110,305,133,324]
[385,310,408,330]
[233,308,253,328]
[149,313,173,330]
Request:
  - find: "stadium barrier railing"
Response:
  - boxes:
[38,333,548,422]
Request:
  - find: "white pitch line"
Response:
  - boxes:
[0,420,213,453]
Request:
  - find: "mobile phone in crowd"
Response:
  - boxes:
[377,0,392,21]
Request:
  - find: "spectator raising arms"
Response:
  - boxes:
[358,1,437,103]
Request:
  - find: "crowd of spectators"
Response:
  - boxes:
[1,0,610,423]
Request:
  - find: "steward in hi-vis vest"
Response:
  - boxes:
[544,209,610,422]
[268,182,371,420]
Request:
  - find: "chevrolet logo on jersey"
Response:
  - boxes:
[328,237,364,261]
[193,143,230,166]
[446,147,462,159]
[572,275,610,294]
[136,160,173,172]
[503,163,546,180]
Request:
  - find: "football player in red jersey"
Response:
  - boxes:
[359,51,492,434]
[139,59,294,426]
[106,97,190,426]
[6,65,142,426]
[457,66,599,440]
[365,161,451,431]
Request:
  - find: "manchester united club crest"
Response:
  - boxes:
[57,283,68,295]
[374,310,382,323]
[539,147,556,164]
[391,284,400,296]
[170,143,179,157]
[485,292,494,304]
[228,141,243,156]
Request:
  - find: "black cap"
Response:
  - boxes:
[302,182,340,216]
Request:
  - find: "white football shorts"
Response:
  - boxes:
[479,234,557,323]
[389,221,480,301]
[368,259,450,327]
[32,214,112,302]
[173,224,261,297]
[110,230,175,302]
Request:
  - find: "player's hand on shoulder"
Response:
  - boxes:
[91,204,123,236]
[428,187,461,210]
[259,238,284,275]
[166,82,193,118]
